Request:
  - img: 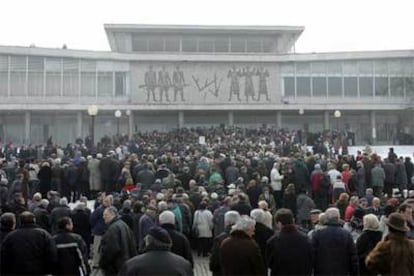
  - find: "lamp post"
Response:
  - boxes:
[125,110,131,138]
[114,110,122,136]
[334,110,341,131]
[87,105,98,147]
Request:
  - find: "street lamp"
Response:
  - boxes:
[334,110,341,131]
[114,110,122,136]
[87,104,98,147]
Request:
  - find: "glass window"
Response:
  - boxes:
[132,36,148,51]
[246,38,261,52]
[262,38,274,52]
[0,55,8,71]
[10,55,26,71]
[327,62,342,74]
[406,78,414,97]
[28,56,44,72]
[312,77,326,96]
[230,37,245,52]
[374,60,388,75]
[63,71,78,97]
[0,71,7,96]
[281,62,294,74]
[98,72,113,97]
[344,77,358,97]
[182,38,197,52]
[10,72,25,96]
[388,59,404,75]
[198,38,214,52]
[115,72,126,96]
[359,61,373,75]
[284,77,295,96]
[148,37,163,51]
[28,71,43,96]
[165,38,179,52]
[390,77,404,97]
[45,72,61,96]
[328,77,342,96]
[375,77,388,96]
[312,62,326,75]
[359,77,373,97]
[297,77,310,96]
[343,61,357,75]
[81,72,96,97]
[296,62,310,74]
[215,37,229,52]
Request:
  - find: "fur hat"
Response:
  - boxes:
[148,226,171,244]
[386,212,409,232]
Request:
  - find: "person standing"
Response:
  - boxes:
[266,208,313,276]
[192,201,214,257]
[312,207,359,275]
[371,162,385,198]
[99,206,137,275]
[87,154,101,197]
[227,65,241,101]
[1,211,57,275]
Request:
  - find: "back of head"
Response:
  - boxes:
[224,211,241,227]
[20,211,36,225]
[324,207,340,223]
[231,215,255,234]
[59,197,68,206]
[363,214,380,231]
[159,210,175,225]
[57,216,72,231]
[0,212,16,230]
[275,208,294,226]
[250,208,266,225]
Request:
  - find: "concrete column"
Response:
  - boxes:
[178,111,184,129]
[24,111,31,144]
[276,111,282,129]
[77,111,82,139]
[370,110,376,145]
[324,111,330,130]
[228,111,234,127]
[128,111,134,138]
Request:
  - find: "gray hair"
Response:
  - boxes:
[157,201,168,212]
[231,215,256,233]
[59,197,68,206]
[324,207,340,222]
[250,208,267,225]
[224,211,241,227]
[349,196,359,205]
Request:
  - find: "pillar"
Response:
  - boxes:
[77,111,82,139]
[24,111,31,144]
[178,111,184,129]
[228,111,234,127]
[128,111,134,139]
[370,110,376,145]
[324,111,330,130]
[276,111,282,129]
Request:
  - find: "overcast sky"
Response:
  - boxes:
[1,0,413,53]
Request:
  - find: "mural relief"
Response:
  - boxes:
[136,63,274,104]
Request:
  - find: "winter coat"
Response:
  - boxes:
[371,166,385,188]
[99,217,137,275]
[296,193,316,223]
[220,230,266,276]
[87,158,101,191]
[395,162,408,189]
[1,223,57,275]
[90,204,107,236]
[193,209,213,238]
[266,224,313,276]
[50,205,71,234]
[355,230,382,276]
[312,222,359,275]
[253,222,274,264]
[71,208,92,247]
[119,248,193,276]
[161,223,194,267]
[210,230,230,276]
[33,206,51,232]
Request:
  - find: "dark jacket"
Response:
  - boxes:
[220,230,266,276]
[71,208,92,247]
[50,205,71,234]
[356,230,382,276]
[90,204,107,236]
[253,222,274,264]
[53,230,89,276]
[312,222,359,276]
[1,223,57,275]
[99,217,137,275]
[119,249,193,276]
[161,223,194,267]
[230,202,252,216]
[33,205,51,232]
[209,230,230,276]
[266,224,313,276]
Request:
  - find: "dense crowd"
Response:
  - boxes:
[0,126,414,276]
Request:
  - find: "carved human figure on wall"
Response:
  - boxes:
[227,65,241,101]
[173,65,186,102]
[256,66,270,101]
[144,65,157,102]
[158,65,172,102]
[242,66,255,102]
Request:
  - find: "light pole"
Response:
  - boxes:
[334,110,341,131]
[87,105,98,147]
[125,110,131,138]
[115,110,122,136]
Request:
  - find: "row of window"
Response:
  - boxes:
[132,35,276,53]
[284,76,414,97]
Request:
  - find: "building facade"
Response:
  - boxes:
[0,24,413,145]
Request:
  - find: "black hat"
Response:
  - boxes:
[148,226,172,244]
[386,213,409,233]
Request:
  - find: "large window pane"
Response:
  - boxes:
[98,72,113,97]
[390,77,404,97]
[0,71,7,96]
[312,77,326,96]
[359,61,373,75]
[182,38,197,52]
[328,77,342,96]
[343,61,357,75]
[215,37,228,52]
[281,63,294,74]
[344,77,357,97]
[199,38,214,52]
[28,72,43,96]
[63,59,78,97]
[297,77,310,96]
[165,38,179,52]
[45,72,60,96]
[359,77,373,97]
[230,37,245,52]
[406,78,414,97]
[148,37,163,51]
[115,72,126,96]
[375,77,388,96]
[246,38,261,52]
[132,36,148,51]
[296,62,310,74]
[312,62,326,74]
[327,62,342,74]
[81,72,96,97]
[284,77,295,96]
[374,60,387,75]
[10,72,25,96]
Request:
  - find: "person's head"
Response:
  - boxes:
[257,200,269,211]
[103,206,118,224]
[158,210,175,226]
[57,216,73,232]
[274,208,294,227]
[231,215,256,238]
[250,209,267,225]
[102,195,113,207]
[146,205,158,217]
[339,193,349,202]
[366,188,373,196]
[363,214,380,231]
[372,197,381,208]
[224,211,241,228]
[386,212,409,234]
[310,209,322,224]
[0,212,16,231]
[324,207,340,223]
[144,226,172,250]
[20,211,36,226]
[398,204,413,222]
[32,192,42,202]
[359,197,368,209]
[349,196,359,206]
[59,197,68,206]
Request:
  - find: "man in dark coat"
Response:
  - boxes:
[50,197,71,234]
[33,198,51,232]
[266,208,313,276]
[53,216,90,276]
[220,215,266,276]
[99,206,137,275]
[159,210,194,267]
[99,153,121,193]
[312,207,359,275]
[119,226,193,275]
[71,202,92,257]
[1,211,57,275]
[135,164,155,190]
[230,193,252,216]
[0,212,15,245]
[251,208,274,264]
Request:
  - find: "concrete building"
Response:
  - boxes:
[0,24,413,145]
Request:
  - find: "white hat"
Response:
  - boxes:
[211,192,218,199]
[159,210,175,225]
[227,183,236,189]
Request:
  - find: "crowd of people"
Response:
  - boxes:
[0,126,414,275]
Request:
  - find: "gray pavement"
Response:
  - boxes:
[193,254,212,276]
